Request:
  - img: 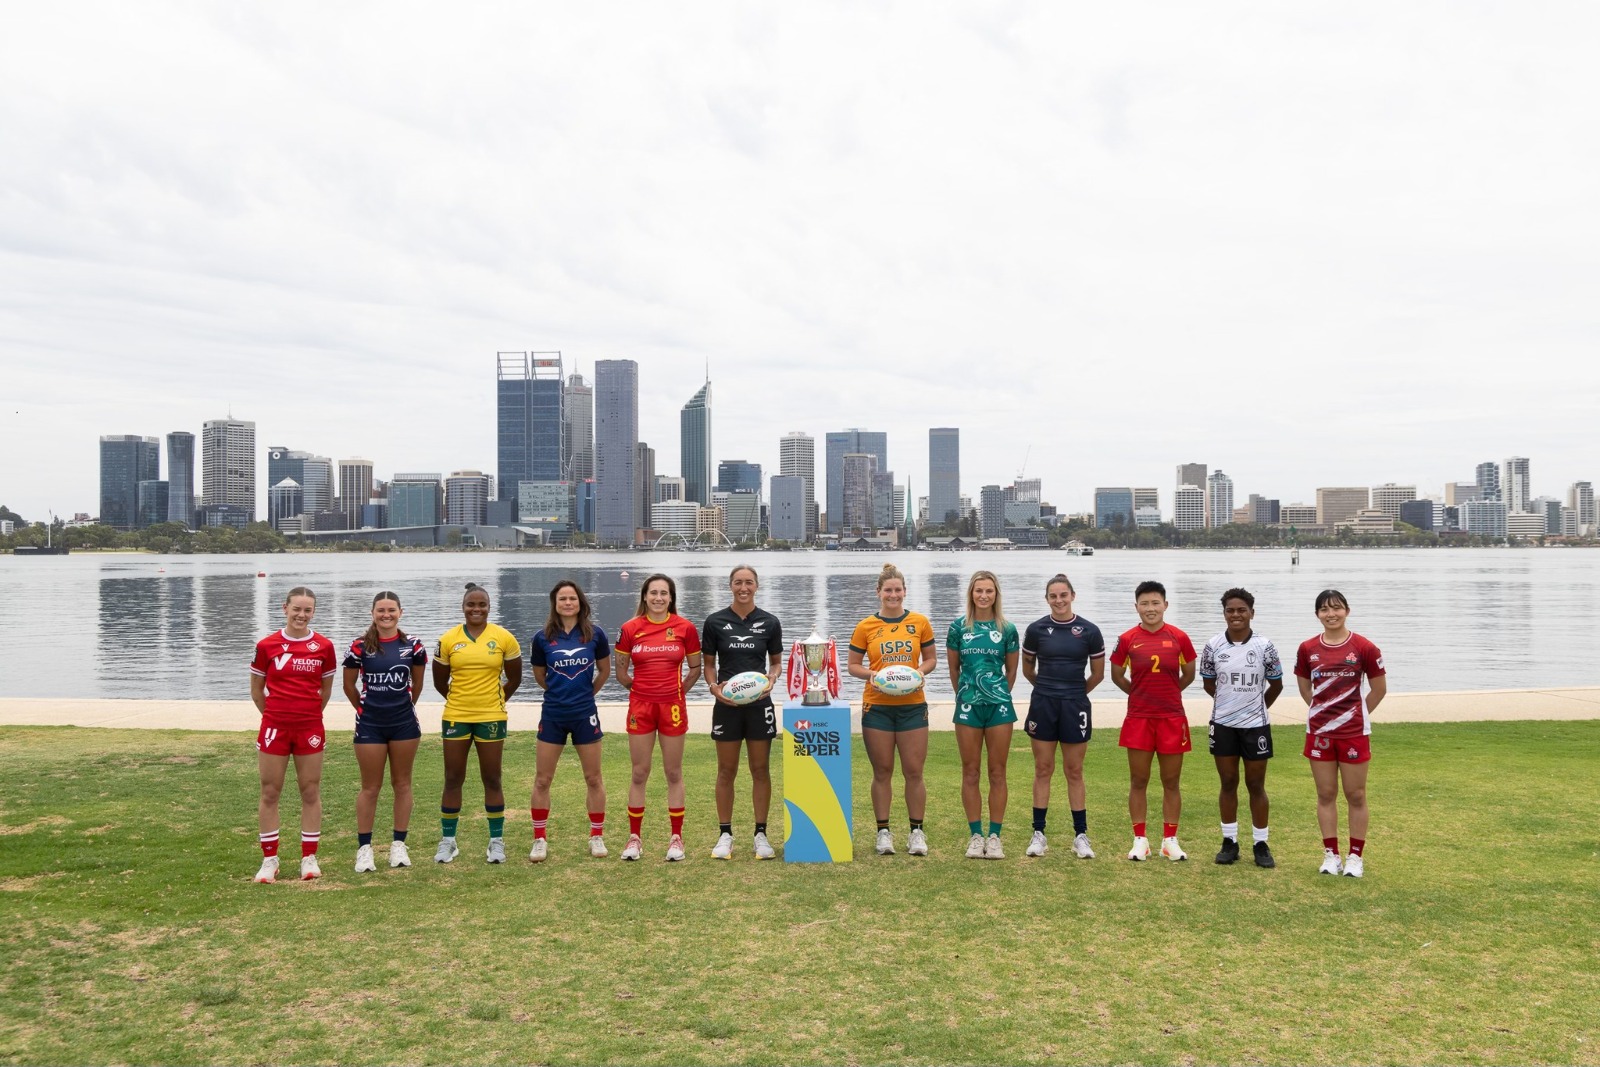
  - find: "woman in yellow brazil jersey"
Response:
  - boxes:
[431,583,522,865]
[847,563,938,857]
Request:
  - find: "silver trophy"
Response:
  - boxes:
[797,629,837,706]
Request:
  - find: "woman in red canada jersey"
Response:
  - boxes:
[1294,589,1386,879]
[249,586,340,883]
[613,573,702,863]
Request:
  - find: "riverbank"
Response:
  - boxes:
[4,687,1596,733]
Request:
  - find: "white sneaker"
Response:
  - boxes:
[354,844,377,873]
[908,828,929,856]
[1127,836,1151,861]
[529,838,548,863]
[1342,854,1364,878]
[621,835,643,861]
[485,838,506,864]
[589,835,609,858]
[434,837,459,864]
[711,832,734,860]
[966,833,987,859]
[753,831,776,860]
[875,829,896,855]
[666,834,686,862]
[1319,849,1343,875]
[300,854,321,881]
[389,841,411,868]
[1025,830,1048,857]
[984,833,1005,859]
[253,855,279,883]
[1161,836,1188,862]
[1073,833,1096,859]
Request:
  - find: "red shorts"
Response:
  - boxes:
[1118,715,1191,754]
[257,720,328,756]
[628,697,688,737]
[1304,733,1371,764]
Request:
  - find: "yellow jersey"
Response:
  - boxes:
[436,623,522,722]
[850,611,935,708]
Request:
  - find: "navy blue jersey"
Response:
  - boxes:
[527,625,611,719]
[700,606,784,702]
[1020,615,1105,697]
[343,634,427,723]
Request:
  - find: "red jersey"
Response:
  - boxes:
[1111,623,1196,718]
[615,614,700,703]
[1294,632,1384,738]
[250,629,339,726]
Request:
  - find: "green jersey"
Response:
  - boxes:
[946,617,1019,707]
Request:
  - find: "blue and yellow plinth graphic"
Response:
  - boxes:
[782,702,853,863]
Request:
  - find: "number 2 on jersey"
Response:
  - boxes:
[1149,654,1161,673]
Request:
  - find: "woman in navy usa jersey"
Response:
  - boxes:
[342,590,428,874]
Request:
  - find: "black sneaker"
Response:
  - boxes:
[1214,837,1240,865]
[1253,841,1276,868]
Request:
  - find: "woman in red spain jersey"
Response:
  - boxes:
[1294,589,1386,878]
[249,586,340,883]
[614,573,702,862]
[1109,580,1197,864]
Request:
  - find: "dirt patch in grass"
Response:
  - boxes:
[0,871,67,891]
[0,814,71,835]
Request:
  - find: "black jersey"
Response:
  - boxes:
[700,606,784,704]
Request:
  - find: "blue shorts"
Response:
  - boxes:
[538,711,603,746]
[354,712,422,745]
[1024,693,1092,744]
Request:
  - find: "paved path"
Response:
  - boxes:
[3,688,1596,734]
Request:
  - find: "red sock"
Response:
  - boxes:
[531,808,549,841]
[301,831,320,858]
[628,807,645,836]
[1323,836,1339,853]
[1133,822,1147,838]
[589,811,606,837]
[1163,822,1178,839]
[1349,838,1365,857]
[259,830,279,858]
[669,808,685,837]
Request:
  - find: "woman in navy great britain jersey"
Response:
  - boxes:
[342,590,428,873]
[526,580,612,862]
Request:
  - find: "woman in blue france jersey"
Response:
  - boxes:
[525,580,612,862]
[342,590,428,873]
[946,570,1020,860]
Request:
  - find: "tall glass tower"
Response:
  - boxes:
[99,435,160,531]
[680,380,712,506]
[927,427,960,528]
[595,359,639,546]
[496,352,564,501]
[201,417,256,521]
[825,429,887,534]
[166,431,195,525]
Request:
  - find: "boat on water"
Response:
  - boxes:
[1061,540,1094,556]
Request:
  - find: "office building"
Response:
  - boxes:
[338,459,375,528]
[1444,482,1482,506]
[1568,481,1595,535]
[636,443,656,536]
[1506,510,1546,541]
[928,428,961,528]
[1533,496,1563,535]
[563,372,594,483]
[445,471,491,526]
[979,485,1005,539]
[873,472,896,530]
[1501,457,1531,514]
[1094,487,1134,529]
[201,417,255,521]
[1475,461,1500,502]
[389,474,442,528]
[1177,463,1207,525]
[825,429,888,534]
[840,453,876,531]
[1370,483,1417,519]
[496,352,564,503]
[136,480,169,530]
[1462,499,1508,539]
[99,435,160,531]
[778,431,817,540]
[770,475,806,542]
[1207,471,1235,527]
[1398,499,1435,531]
[656,475,686,503]
[1281,503,1318,526]
[651,500,699,539]
[1173,485,1204,531]
[1316,487,1370,527]
[681,380,712,506]
[166,432,195,526]
[269,479,304,530]
[594,360,639,547]
[517,482,571,542]
[724,491,761,542]
[717,460,762,495]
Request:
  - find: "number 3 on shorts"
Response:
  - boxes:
[1079,711,1089,732]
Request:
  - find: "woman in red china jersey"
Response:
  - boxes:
[613,573,702,862]
[249,586,340,883]
[1294,589,1386,879]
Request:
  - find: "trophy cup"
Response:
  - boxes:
[786,629,840,707]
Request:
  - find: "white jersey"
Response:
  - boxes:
[1198,631,1282,729]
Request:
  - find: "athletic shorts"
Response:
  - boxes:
[538,711,603,746]
[861,703,929,733]
[442,719,507,742]
[1118,715,1192,755]
[954,701,1017,730]
[354,712,422,745]
[1304,733,1371,764]
[628,698,688,737]
[257,721,327,756]
[1209,723,1273,760]
[711,699,777,742]
[1024,693,1092,744]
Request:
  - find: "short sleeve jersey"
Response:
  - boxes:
[946,616,1020,707]
[1294,632,1385,738]
[527,625,611,720]
[435,623,521,723]
[1020,615,1106,697]
[250,629,339,726]
[1111,623,1197,718]
[1198,631,1282,729]
[850,611,935,709]
[342,634,428,724]
[615,614,700,703]
[700,607,784,706]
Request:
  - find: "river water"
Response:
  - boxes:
[2,547,1594,701]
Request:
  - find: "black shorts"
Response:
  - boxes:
[1024,693,1092,745]
[1209,723,1274,760]
[711,698,777,743]
[353,712,422,745]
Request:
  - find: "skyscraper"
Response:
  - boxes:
[1316,486,1370,527]
[769,475,806,542]
[445,471,491,526]
[201,417,256,521]
[637,442,656,534]
[338,459,375,528]
[496,352,564,502]
[681,380,712,506]
[928,428,960,529]
[1370,483,1417,518]
[778,431,817,540]
[389,473,443,528]
[1207,471,1235,527]
[564,372,594,483]
[1094,488,1134,529]
[1501,456,1531,513]
[716,460,763,495]
[825,429,887,534]
[1568,481,1595,535]
[1177,462,1208,526]
[1475,461,1500,502]
[840,453,876,531]
[166,432,195,526]
[594,360,639,547]
[979,485,1005,539]
[1173,485,1204,531]
[99,435,160,531]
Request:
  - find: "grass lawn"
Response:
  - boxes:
[1,721,1597,1066]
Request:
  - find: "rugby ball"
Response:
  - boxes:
[872,665,924,696]
[720,671,770,706]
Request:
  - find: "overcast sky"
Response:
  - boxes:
[3,3,1596,522]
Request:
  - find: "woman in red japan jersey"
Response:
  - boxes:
[249,586,340,883]
[613,573,702,862]
[1294,589,1386,879]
